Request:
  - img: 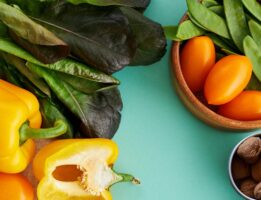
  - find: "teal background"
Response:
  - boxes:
[112,0,255,199]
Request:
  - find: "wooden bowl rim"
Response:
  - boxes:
[171,15,261,130]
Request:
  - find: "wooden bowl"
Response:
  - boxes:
[171,15,261,131]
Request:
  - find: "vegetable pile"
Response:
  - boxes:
[0,0,166,139]
[167,0,261,121]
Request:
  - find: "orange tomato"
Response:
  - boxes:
[204,55,252,105]
[180,36,215,93]
[218,91,261,120]
[0,173,34,200]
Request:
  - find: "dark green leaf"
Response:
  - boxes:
[0,38,119,84]
[67,0,150,8]
[6,0,46,16]
[120,7,166,66]
[56,72,117,94]
[27,63,122,139]
[1,53,51,97]
[33,1,136,73]
[0,2,69,63]
[39,99,74,138]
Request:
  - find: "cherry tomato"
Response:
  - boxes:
[204,55,252,105]
[180,36,215,93]
[218,91,261,120]
[0,173,34,200]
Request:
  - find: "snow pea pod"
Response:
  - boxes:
[243,36,261,81]
[249,20,261,47]
[201,0,219,7]
[176,20,204,40]
[224,0,249,52]
[242,0,261,22]
[187,12,207,30]
[205,33,238,55]
[186,0,230,39]
[209,5,224,17]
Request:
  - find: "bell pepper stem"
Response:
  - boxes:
[19,120,68,144]
[111,169,140,186]
[117,172,141,185]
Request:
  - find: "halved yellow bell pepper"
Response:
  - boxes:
[0,79,67,173]
[33,139,140,200]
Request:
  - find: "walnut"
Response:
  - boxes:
[240,179,256,198]
[237,137,261,164]
[232,156,250,180]
[254,182,261,199]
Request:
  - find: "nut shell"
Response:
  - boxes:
[232,157,250,180]
[252,159,261,182]
[254,182,261,199]
[237,137,261,164]
[240,179,257,198]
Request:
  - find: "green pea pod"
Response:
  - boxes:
[201,0,219,7]
[243,36,261,81]
[242,0,261,22]
[176,20,204,40]
[249,20,261,47]
[224,0,249,52]
[187,12,207,30]
[163,26,181,41]
[209,5,224,17]
[186,0,230,39]
[205,33,238,54]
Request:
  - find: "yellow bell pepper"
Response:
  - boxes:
[0,79,68,173]
[33,139,140,200]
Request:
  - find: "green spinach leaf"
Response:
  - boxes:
[27,62,122,138]
[120,7,166,66]
[0,2,69,63]
[67,0,150,8]
[0,38,119,84]
[33,1,136,74]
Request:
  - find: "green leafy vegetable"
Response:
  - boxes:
[0,2,69,63]
[1,53,51,97]
[208,5,224,17]
[120,7,166,66]
[67,0,150,8]
[32,1,136,74]
[0,38,119,85]
[186,0,230,39]
[27,62,122,138]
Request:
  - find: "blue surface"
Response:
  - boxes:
[112,0,257,199]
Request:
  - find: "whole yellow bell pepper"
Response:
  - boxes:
[0,79,68,173]
[33,139,140,200]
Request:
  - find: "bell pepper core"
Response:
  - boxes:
[33,139,140,200]
[0,79,67,173]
